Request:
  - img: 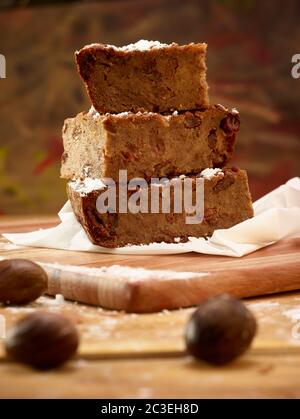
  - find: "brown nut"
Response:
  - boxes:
[0,259,48,305]
[5,312,79,370]
[185,294,257,365]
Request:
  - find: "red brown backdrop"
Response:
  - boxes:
[0,0,299,214]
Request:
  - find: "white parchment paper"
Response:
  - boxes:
[3,178,300,257]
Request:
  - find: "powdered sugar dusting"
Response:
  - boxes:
[69,178,106,195]
[3,306,35,314]
[94,109,181,120]
[109,39,169,52]
[81,40,170,53]
[283,307,300,323]
[151,178,171,187]
[107,111,131,118]
[200,168,223,179]
[42,262,205,282]
[37,295,67,307]
[248,301,280,311]
[105,111,157,119]
[88,106,100,119]
[54,294,65,305]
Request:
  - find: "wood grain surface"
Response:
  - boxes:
[1,216,300,312]
[1,217,300,398]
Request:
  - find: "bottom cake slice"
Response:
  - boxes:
[67,168,253,248]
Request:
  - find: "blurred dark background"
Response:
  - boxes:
[0,0,299,214]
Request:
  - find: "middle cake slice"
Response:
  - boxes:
[61,105,240,182]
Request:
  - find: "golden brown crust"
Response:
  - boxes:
[75,42,209,113]
[61,106,240,182]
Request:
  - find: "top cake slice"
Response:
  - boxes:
[75,40,209,114]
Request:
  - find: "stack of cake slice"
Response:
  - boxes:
[61,40,253,248]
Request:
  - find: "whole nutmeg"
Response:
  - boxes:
[185,294,257,365]
[5,312,79,369]
[0,259,48,305]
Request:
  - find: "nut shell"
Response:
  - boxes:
[5,312,79,369]
[0,259,48,305]
[185,294,257,365]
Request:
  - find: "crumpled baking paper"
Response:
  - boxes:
[2,177,300,257]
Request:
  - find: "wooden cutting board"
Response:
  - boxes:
[1,217,300,313]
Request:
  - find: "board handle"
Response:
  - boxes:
[43,255,300,313]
